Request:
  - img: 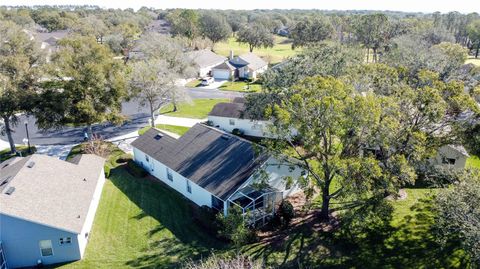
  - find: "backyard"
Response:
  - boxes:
[214,36,301,65]
[159,98,229,119]
[58,160,225,269]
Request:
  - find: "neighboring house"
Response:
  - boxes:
[0,154,105,268]
[431,144,469,170]
[144,19,171,34]
[277,26,289,37]
[186,49,227,78]
[213,51,268,81]
[34,30,69,56]
[208,97,274,138]
[131,124,303,224]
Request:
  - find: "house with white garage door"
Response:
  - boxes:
[0,154,105,268]
[131,124,304,224]
[186,49,227,78]
[213,51,268,81]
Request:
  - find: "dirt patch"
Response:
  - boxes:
[386,189,408,201]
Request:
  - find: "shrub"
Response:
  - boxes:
[116,153,132,164]
[126,160,148,177]
[104,165,111,178]
[182,253,265,269]
[192,206,221,236]
[216,207,256,247]
[278,200,295,227]
[232,128,244,136]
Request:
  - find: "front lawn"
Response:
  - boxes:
[214,36,301,65]
[185,79,202,88]
[59,161,225,268]
[138,124,190,136]
[219,81,262,92]
[0,145,37,162]
[159,98,229,119]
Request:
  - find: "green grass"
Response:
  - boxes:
[214,36,301,65]
[185,79,202,88]
[219,81,262,92]
[389,188,438,227]
[0,145,37,162]
[59,146,225,269]
[159,98,229,119]
[138,124,190,136]
[466,154,480,169]
[466,56,480,66]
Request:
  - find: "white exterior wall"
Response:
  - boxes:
[77,168,106,258]
[208,115,272,138]
[432,145,468,170]
[199,62,225,78]
[250,65,268,80]
[133,147,213,208]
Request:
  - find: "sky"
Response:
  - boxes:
[4,0,479,14]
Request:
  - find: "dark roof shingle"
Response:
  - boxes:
[131,124,268,199]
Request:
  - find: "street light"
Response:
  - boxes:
[24,121,31,153]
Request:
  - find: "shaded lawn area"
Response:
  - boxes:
[138,124,190,136]
[219,81,262,93]
[0,145,37,162]
[159,98,229,119]
[214,36,301,65]
[59,166,225,269]
[241,187,468,268]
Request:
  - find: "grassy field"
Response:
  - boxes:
[59,151,224,269]
[467,154,480,169]
[214,36,301,65]
[466,56,480,66]
[159,98,229,119]
[0,145,36,162]
[219,81,262,92]
[138,124,190,136]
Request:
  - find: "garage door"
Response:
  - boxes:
[213,69,230,80]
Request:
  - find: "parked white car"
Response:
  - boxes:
[201,77,215,86]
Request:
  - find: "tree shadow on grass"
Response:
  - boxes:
[245,198,469,269]
[109,166,228,268]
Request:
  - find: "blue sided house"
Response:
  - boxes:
[0,154,105,268]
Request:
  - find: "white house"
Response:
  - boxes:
[186,49,227,78]
[431,144,469,170]
[131,124,303,224]
[213,52,268,81]
[0,154,105,268]
[208,98,274,138]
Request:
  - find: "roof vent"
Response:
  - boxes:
[0,176,11,186]
[154,133,163,140]
[221,134,230,140]
[27,161,35,168]
[83,178,87,181]
[5,187,15,195]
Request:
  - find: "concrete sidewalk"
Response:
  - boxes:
[35,144,76,160]
[155,115,206,127]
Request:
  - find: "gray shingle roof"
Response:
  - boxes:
[235,52,268,71]
[131,124,268,200]
[186,49,227,68]
[446,144,470,157]
[0,154,105,233]
[213,61,236,71]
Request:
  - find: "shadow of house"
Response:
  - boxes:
[108,166,227,268]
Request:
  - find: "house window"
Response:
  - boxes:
[229,119,235,126]
[442,157,456,165]
[167,168,173,181]
[59,237,72,245]
[186,180,192,193]
[145,155,149,162]
[39,240,53,257]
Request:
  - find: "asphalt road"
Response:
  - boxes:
[0,88,244,146]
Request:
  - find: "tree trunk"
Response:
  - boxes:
[366,48,369,63]
[3,116,16,154]
[249,44,254,52]
[319,185,330,222]
[476,43,479,58]
[149,103,155,127]
[173,103,178,112]
[373,48,377,63]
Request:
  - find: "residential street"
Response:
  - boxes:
[0,87,244,151]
